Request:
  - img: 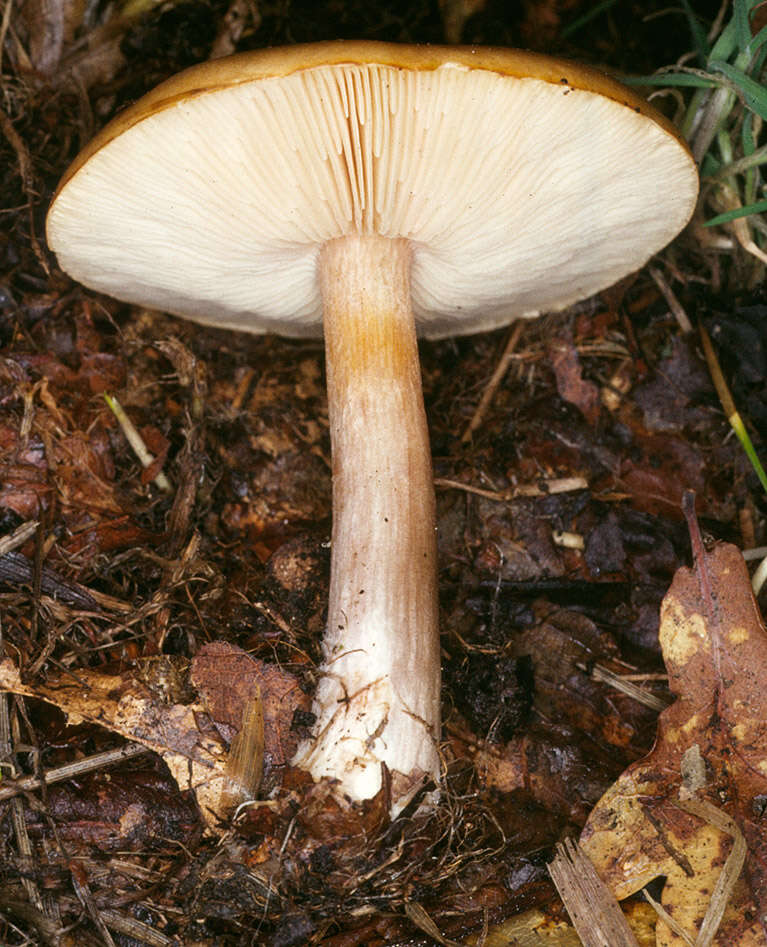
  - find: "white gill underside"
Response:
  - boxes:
[48,62,697,337]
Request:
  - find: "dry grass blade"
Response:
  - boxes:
[70,862,117,947]
[590,663,670,712]
[92,908,178,947]
[710,183,767,267]
[404,901,463,947]
[697,331,767,497]
[752,553,767,596]
[674,798,747,946]
[548,838,639,947]
[221,692,264,813]
[639,887,695,946]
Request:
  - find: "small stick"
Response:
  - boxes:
[650,267,693,334]
[462,321,525,442]
[434,475,587,502]
[0,520,38,558]
[0,742,148,802]
[104,393,171,491]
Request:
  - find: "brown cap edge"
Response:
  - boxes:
[49,40,693,207]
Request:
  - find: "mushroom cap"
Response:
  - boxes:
[46,41,698,340]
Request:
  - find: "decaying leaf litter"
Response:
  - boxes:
[578,497,767,946]
[1,0,767,944]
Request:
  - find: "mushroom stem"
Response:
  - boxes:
[293,234,441,812]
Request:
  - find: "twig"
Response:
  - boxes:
[462,321,525,442]
[0,550,99,610]
[104,393,172,491]
[1,693,45,915]
[0,520,38,558]
[434,475,587,502]
[650,267,693,334]
[70,861,117,947]
[87,908,178,947]
[0,742,149,802]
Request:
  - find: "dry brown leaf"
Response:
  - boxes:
[190,640,311,768]
[0,642,311,830]
[580,543,767,945]
[548,334,600,426]
[0,658,228,825]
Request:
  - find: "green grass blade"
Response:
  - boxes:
[747,20,767,56]
[709,16,739,62]
[561,0,620,38]
[734,0,753,54]
[731,412,767,497]
[700,325,767,501]
[680,0,710,61]
[743,112,757,156]
[709,59,767,119]
[704,198,767,226]
[742,112,757,202]
[701,154,722,177]
[622,72,718,89]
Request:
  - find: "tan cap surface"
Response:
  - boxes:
[47,40,699,339]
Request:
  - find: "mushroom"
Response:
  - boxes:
[46,40,698,816]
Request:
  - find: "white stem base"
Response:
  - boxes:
[293,235,440,815]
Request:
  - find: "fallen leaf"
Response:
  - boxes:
[549,334,600,426]
[617,433,705,517]
[0,658,228,826]
[190,640,311,769]
[580,543,767,945]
